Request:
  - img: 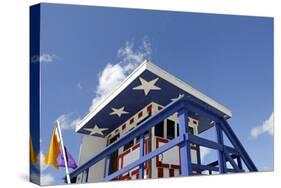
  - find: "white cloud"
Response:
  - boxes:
[31,54,57,63]
[200,147,212,163]
[261,166,273,172]
[41,173,55,185]
[77,82,83,90]
[57,113,81,130]
[33,152,49,172]
[30,172,55,185]
[89,38,152,112]
[250,113,274,138]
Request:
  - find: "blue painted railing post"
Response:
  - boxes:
[138,134,145,179]
[178,107,192,176]
[215,122,226,173]
[86,168,89,182]
[196,144,201,165]
[105,156,111,178]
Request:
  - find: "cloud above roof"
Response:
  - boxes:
[89,38,152,112]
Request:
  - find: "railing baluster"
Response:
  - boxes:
[196,144,201,165]
[138,134,145,179]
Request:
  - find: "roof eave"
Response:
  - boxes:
[75,60,232,133]
[75,61,149,132]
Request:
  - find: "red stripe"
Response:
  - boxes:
[147,104,152,113]
[130,118,134,125]
[119,173,130,180]
[131,169,138,176]
[138,111,143,118]
[169,169,174,177]
[171,164,180,169]
[132,143,140,151]
[192,168,198,173]
[158,168,163,178]
[157,161,169,168]
[122,124,126,130]
[190,144,197,150]
[158,106,162,110]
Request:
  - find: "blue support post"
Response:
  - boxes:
[138,134,145,179]
[215,122,226,174]
[178,108,192,176]
[196,144,201,165]
[105,156,111,177]
[86,168,89,182]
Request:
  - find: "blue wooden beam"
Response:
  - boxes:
[192,164,240,174]
[184,100,222,125]
[192,163,219,172]
[219,119,258,171]
[104,135,184,181]
[224,152,243,172]
[138,134,144,179]
[215,122,226,173]
[69,95,185,179]
[185,98,257,172]
[178,108,192,176]
[196,144,201,165]
[224,145,239,155]
[188,134,238,155]
[188,134,223,151]
[69,94,257,181]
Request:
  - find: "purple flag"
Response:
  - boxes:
[57,146,78,169]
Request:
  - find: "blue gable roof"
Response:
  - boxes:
[76,61,232,136]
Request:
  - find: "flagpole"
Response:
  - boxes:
[56,120,71,184]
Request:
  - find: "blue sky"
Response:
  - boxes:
[32,3,273,185]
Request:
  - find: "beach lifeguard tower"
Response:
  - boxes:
[69,61,257,183]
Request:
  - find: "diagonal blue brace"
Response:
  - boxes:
[219,119,258,171]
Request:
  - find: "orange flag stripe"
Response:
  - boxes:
[44,128,61,169]
[30,136,39,164]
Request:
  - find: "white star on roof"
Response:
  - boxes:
[110,106,129,117]
[171,94,184,102]
[133,77,161,96]
[84,125,108,136]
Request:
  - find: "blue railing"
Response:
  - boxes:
[69,95,257,182]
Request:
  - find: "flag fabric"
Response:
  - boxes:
[57,146,78,169]
[30,137,38,164]
[44,128,61,169]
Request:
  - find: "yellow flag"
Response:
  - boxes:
[44,128,61,169]
[30,136,38,164]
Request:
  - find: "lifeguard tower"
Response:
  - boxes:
[69,61,257,183]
